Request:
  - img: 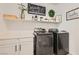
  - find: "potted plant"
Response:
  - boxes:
[18,3,27,20]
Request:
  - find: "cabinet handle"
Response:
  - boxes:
[15,45,17,52]
[19,44,21,51]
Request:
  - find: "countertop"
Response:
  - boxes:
[0,31,33,39]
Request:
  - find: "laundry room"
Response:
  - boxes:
[0,3,79,55]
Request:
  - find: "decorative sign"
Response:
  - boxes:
[28,3,46,16]
[66,7,79,21]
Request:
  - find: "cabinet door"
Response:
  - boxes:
[19,38,33,55]
[0,39,18,55]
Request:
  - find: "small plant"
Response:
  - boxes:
[18,3,27,19]
[48,9,55,17]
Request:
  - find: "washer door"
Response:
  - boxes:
[36,34,53,55]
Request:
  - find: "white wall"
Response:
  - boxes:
[58,3,79,54]
[0,3,19,32]
[0,3,61,44]
[0,3,60,32]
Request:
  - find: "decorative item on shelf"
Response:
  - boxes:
[32,15,38,21]
[32,16,34,21]
[43,18,49,22]
[45,18,48,20]
[34,15,38,21]
[48,15,62,23]
[48,9,55,17]
[41,17,48,22]
[40,17,43,21]
[18,3,27,20]
[55,15,62,22]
